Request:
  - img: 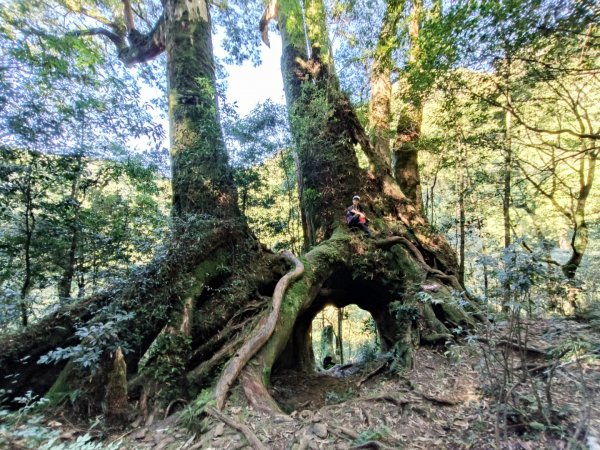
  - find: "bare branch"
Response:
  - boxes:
[67,27,126,50]
[122,0,135,33]
[259,0,279,47]
[465,84,600,141]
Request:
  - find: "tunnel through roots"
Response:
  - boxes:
[271,268,409,378]
[312,305,379,372]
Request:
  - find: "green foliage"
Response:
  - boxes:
[0,391,122,450]
[178,389,215,434]
[312,304,380,365]
[225,101,301,252]
[139,333,192,403]
[38,310,134,372]
[355,340,380,364]
[325,387,354,404]
[0,0,169,330]
[39,434,123,450]
[0,150,170,331]
[417,0,599,304]
[389,301,419,323]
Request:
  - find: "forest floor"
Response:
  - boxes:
[2,317,599,450]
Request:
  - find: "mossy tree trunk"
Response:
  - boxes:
[0,0,256,413]
[233,0,480,415]
[392,0,425,214]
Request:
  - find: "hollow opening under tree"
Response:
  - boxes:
[271,267,411,376]
[311,304,379,370]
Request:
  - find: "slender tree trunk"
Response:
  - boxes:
[336,307,344,364]
[502,59,513,311]
[503,106,512,251]
[562,144,596,280]
[20,161,36,327]
[58,157,83,301]
[458,144,466,287]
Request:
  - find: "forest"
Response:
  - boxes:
[0,0,598,449]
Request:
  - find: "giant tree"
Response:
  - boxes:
[0,0,477,420]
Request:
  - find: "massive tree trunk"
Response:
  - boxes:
[1,0,479,420]
[233,0,480,415]
[0,0,256,412]
[369,0,403,176]
[392,0,425,214]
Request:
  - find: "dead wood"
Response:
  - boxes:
[478,337,549,357]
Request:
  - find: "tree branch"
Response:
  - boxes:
[465,84,600,141]
[68,2,166,67]
[122,0,135,33]
[259,0,279,47]
[67,28,126,50]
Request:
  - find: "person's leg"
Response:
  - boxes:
[359,223,372,236]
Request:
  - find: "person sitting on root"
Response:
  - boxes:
[346,195,372,236]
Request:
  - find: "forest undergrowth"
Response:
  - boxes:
[2,313,598,450]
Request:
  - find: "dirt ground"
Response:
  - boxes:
[4,318,599,449]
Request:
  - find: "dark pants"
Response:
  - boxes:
[348,216,371,235]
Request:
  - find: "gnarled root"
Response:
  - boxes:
[240,365,284,415]
[206,406,268,450]
[215,251,304,410]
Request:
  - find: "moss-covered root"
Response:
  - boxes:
[237,229,351,414]
[215,251,304,410]
[421,304,453,344]
[105,347,128,427]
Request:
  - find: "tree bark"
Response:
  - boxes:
[166,0,239,220]
[57,155,83,301]
[392,0,424,214]
[368,0,404,176]
[458,143,466,287]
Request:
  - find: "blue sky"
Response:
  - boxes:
[133,30,285,164]
[218,34,285,116]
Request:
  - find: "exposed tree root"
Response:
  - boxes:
[0,294,110,403]
[206,406,268,450]
[375,236,464,291]
[478,337,549,357]
[356,360,389,387]
[187,329,249,388]
[356,394,413,408]
[215,251,304,409]
[240,365,285,415]
[417,391,464,406]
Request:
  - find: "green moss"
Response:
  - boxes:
[140,333,192,404]
[45,362,76,406]
[252,230,351,373]
[184,248,229,298]
[395,244,424,280]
